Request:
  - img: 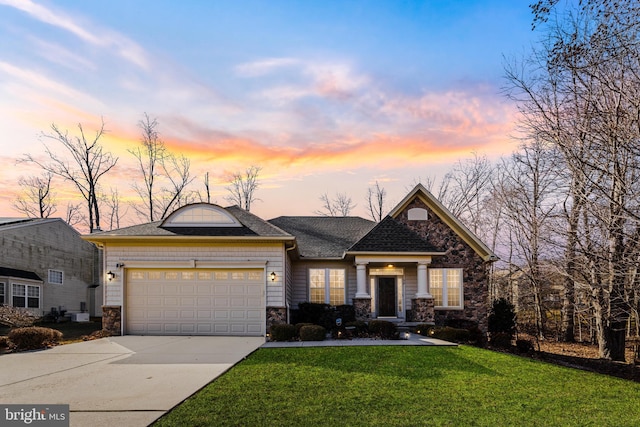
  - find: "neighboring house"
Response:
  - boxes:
[85,185,497,337]
[0,218,102,317]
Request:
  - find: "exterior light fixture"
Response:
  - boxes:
[107,271,115,281]
[270,272,276,281]
[387,264,394,268]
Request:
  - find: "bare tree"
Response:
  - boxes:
[20,119,118,232]
[129,114,196,221]
[315,192,356,217]
[225,166,261,211]
[13,172,56,218]
[366,181,387,222]
[65,202,84,228]
[505,0,640,360]
[102,188,127,231]
[129,113,165,222]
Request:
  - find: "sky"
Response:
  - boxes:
[0,0,540,229]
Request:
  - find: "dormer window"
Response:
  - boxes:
[407,208,428,221]
[161,204,241,227]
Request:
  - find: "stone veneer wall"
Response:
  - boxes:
[266,306,287,331]
[396,198,490,333]
[411,298,435,323]
[102,305,122,336]
[353,298,372,321]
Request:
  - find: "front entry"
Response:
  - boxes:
[377,277,396,317]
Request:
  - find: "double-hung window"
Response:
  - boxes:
[12,284,40,309]
[0,282,4,304]
[309,268,345,305]
[429,268,463,309]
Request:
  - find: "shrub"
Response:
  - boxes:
[335,305,356,324]
[516,339,534,353]
[490,332,513,349]
[8,326,63,350]
[269,324,296,341]
[431,327,471,343]
[0,335,10,349]
[345,320,368,336]
[0,305,41,327]
[299,325,326,341]
[294,323,314,336]
[296,302,331,324]
[368,320,397,339]
[488,298,516,338]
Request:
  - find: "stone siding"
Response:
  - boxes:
[102,305,121,335]
[353,298,371,321]
[266,306,287,330]
[411,298,435,323]
[397,198,490,333]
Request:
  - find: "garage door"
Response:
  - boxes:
[126,268,264,336]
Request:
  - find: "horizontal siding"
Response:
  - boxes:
[0,220,100,316]
[104,242,285,307]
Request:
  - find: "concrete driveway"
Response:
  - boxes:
[0,336,264,427]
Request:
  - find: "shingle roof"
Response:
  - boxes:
[0,266,42,281]
[269,216,375,258]
[89,206,292,238]
[348,216,442,253]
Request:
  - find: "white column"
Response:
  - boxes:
[355,262,370,298]
[415,261,431,298]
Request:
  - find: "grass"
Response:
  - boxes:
[154,345,640,427]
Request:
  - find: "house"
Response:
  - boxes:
[0,218,102,318]
[84,184,497,336]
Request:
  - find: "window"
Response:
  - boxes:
[429,268,463,309]
[48,269,63,285]
[0,282,4,304]
[309,269,345,305]
[12,284,40,309]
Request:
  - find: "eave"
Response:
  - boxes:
[82,235,296,245]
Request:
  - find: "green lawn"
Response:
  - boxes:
[154,346,640,427]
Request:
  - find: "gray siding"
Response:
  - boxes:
[0,219,100,316]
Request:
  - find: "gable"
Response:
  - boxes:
[347,216,443,254]
[389,184,497,262]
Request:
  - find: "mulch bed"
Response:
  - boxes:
[511,335,640,383]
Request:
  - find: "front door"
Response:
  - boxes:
[378,277,396,317]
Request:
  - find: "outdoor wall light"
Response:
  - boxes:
[107,271,115,281]
[270,271,276,281]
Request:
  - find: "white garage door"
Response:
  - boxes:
[126,268,264,336]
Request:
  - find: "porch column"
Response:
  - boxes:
[415,261,431,298]
[355,262,370,298]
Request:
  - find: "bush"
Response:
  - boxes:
[0,305,41,327]
[368,320,397,339]
[488,298,516,338]
[0,335,10,349]
[345,320,368,336]
[269,324,296,341]
[8,326,63,350]
[516,339,534,353]
[430,327,471,343]
[299,325,326,341]
[296,302,331,324]
[335,305,356,324]
[294,323,314,336]
[490,332,513,349]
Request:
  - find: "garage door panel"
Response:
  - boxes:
[126,268,264,336]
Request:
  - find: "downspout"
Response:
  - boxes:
[285,243,297,323]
